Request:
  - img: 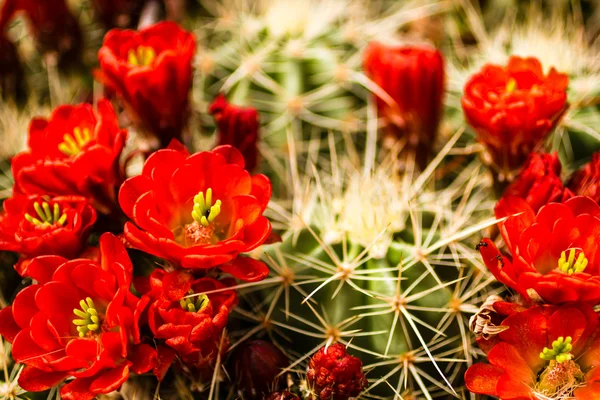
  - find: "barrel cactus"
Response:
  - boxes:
[193,0,446,149]
[229,130,500,398]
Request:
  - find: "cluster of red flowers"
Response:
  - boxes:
[463,64,600,398]
[0,20,271,400]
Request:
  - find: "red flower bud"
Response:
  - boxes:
[306,344,367,400]
[363,42,445,169]
[265,391,300,400]
[569,153,600,203]
[503,152,569,213]
[230,340,289,399]
[209,94,260,172]
[462,56,568,182]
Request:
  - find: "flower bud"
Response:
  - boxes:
[306,344,367,400]
[230,340,289,399]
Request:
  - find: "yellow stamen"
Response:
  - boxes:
[58,127,93,156]
[540,336,573,363]
[128,46,156,67]
[506,78,517,93]
[25,201,68,227]
[558,249,588,275]
[192,188,221,227]
[179,291,210,313]
[73,297,100,337]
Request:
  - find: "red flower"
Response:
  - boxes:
[363,42,445,169]
[465,303,600,399]
[11,99,127,215]
[119,143,272,281]
[569,153,600,203]
[503,152,569,214]
[0,195,96,275]
[479,195,600,304]
[462,56,568,181]
[0,0,81,62]
[0,233,157,400]
[306,344,368,400]
[91,0,145,28]
[135,269,236,378]
[97,21,196,148]
[230,340,289,399]
[209,94,260,172]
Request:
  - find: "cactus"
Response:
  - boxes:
[193,0,446,150]
[223,128,500,399]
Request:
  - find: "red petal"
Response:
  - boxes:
[464,363,502,395]
[18,366,69,392]
[213,145,245,168]
[181,253,235,269]
[219,256,269,282]
[0,306,20,342]
[154,345,177,381]
[99,233,133,285]
[13,284,40,328]
[25,255,68,284]
[60,376,95,400]
[90,363,130,394]
[129,343,158,374]
[163,270,193,301]
[499,306,550,371]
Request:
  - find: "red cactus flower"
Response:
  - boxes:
[91,0,146,28]
[0,195,96,276]
[503,152,569,214]
[11,99,127,215]
[306,344,368,400]
[119,143,272,281]
[97,21,196,148]
[230,340,289,399]
[479,195,600,304]
[465,303,600,399]
[135,269,236,378]
[569,153,600,203]
[363,42,445,169]
[0,0,81,62]
[0,233,157,400]
[209,94,260,172]
[462,56,568,181]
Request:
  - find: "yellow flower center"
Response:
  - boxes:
[540,336,573,363]
[192,188,221,227]
[180,291,210,313]
[73,297,100,337]
[558,249,588,275]
[128,46,156,66]
[505,77,517,93]
[25,201,67,227]
[58,127,93,156]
